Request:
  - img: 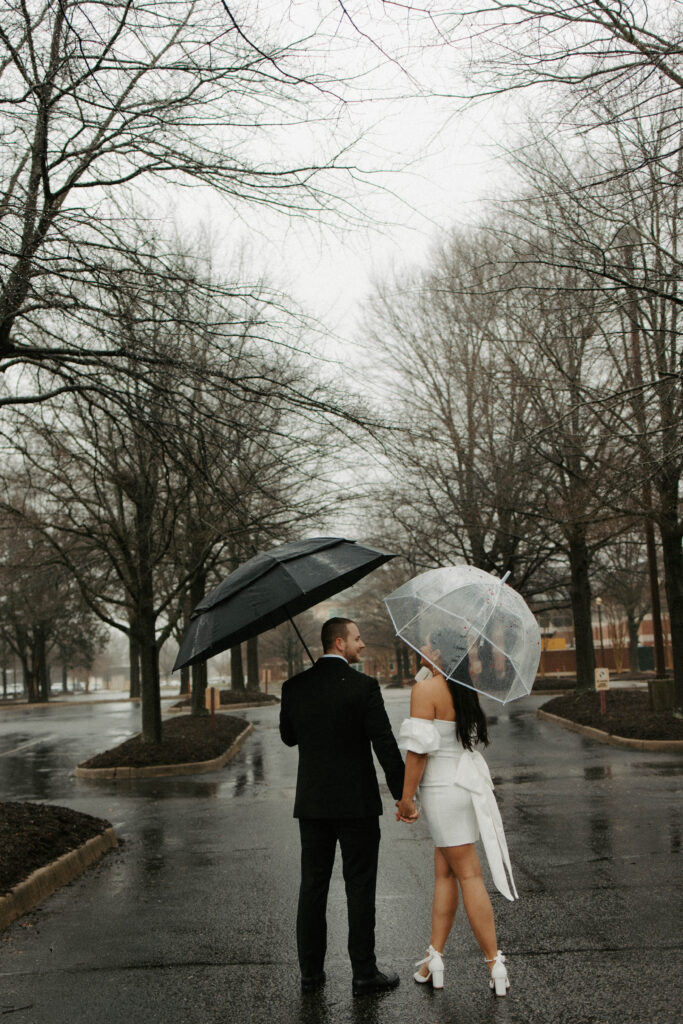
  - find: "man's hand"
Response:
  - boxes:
[395,797,419,823]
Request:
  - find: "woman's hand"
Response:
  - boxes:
[396,796,419,823]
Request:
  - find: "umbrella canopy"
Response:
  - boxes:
[383,566,541,704]
[174,537,396,671]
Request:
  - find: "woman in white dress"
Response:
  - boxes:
[395,628,516,996]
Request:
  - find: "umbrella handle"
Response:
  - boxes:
[288,613,315,665]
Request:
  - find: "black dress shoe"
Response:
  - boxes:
[301,972,325,992]
[352,969,400,996]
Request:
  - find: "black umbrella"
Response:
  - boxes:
[173,537,396,671]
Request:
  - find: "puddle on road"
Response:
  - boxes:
[84,778,224,799]
[510,772,543,784]
[584,765,614,781]
[638,761,683,777]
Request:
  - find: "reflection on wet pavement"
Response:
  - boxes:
[231,744,265,797]
[510,773,543,785]
[1,692,682,1024]
[639,760,683,776]
[583,764,613,780]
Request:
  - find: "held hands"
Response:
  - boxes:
[395,796,419,824]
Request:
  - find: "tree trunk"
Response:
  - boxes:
[231,644,245,693]
[35,629,49,702]
[393,640,402,682]
[178,594,191,695]
[627,613,640,674]
[191,659,208,716]
[62,663,68,693]
[129,630,141,699]
[20,652,37,702]
[138,603,162,744]
[190,572,208,715]
[246,635,260,692]
[568,533,596,690]
[2,665,6,699]
[660,520,683,714]
[25,667,38,702]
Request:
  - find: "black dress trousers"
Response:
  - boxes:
[280,658,404,981]
[297,816,381,980]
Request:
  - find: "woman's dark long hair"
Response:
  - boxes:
[430,629,489,751]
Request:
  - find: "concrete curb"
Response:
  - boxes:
[73,722,254,780]
[0,695,179,712]
[166,700,278,714]
[0,827,118,931]
[536,709,683,752]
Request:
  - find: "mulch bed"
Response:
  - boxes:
[532,677,576,692]
[533,674,652,692]
[0,802,112,897]
[79,713,248,769]
[172,690,278,709]
[540,689,683,740]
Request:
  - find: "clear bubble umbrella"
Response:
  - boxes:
[383,566,541,704]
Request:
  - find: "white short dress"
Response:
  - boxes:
[398,717,518,901]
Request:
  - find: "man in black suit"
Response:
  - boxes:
[280,616,406,995]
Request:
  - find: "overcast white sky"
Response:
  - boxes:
[161,6,519,363]
[170,115,511,386]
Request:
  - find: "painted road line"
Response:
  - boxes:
[0,735,56,758]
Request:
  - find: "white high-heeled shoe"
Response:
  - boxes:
[486,950,510,997]
[413,945,444,989]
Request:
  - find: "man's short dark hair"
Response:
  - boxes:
[321,617,355,652]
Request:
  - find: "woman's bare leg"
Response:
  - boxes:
[441,843,498,966]
[417,847,459,977]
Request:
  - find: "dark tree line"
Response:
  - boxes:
[365,31,682,706]
[1,232,361,740]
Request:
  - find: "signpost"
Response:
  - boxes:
[205,685,220,732]
[595,668,610,715]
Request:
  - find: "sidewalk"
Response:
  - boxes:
[1,692,681,1023]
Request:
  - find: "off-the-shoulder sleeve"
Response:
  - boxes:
[398,717,441,755]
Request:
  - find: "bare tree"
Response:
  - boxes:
[0,0,426,406]
[365,228,559,597]
[365,220,637,689]
[500,87,683,706]
[502,249,634,688]
[3,231,358,737]
[0,516,107,701]
[445,2,683,99]
[595,532,651,673]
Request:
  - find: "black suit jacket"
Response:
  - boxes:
[280,657,404,818]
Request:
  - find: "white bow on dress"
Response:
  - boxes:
[453,750,518,901]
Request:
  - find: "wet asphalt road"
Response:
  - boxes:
[0,691,682,1024]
